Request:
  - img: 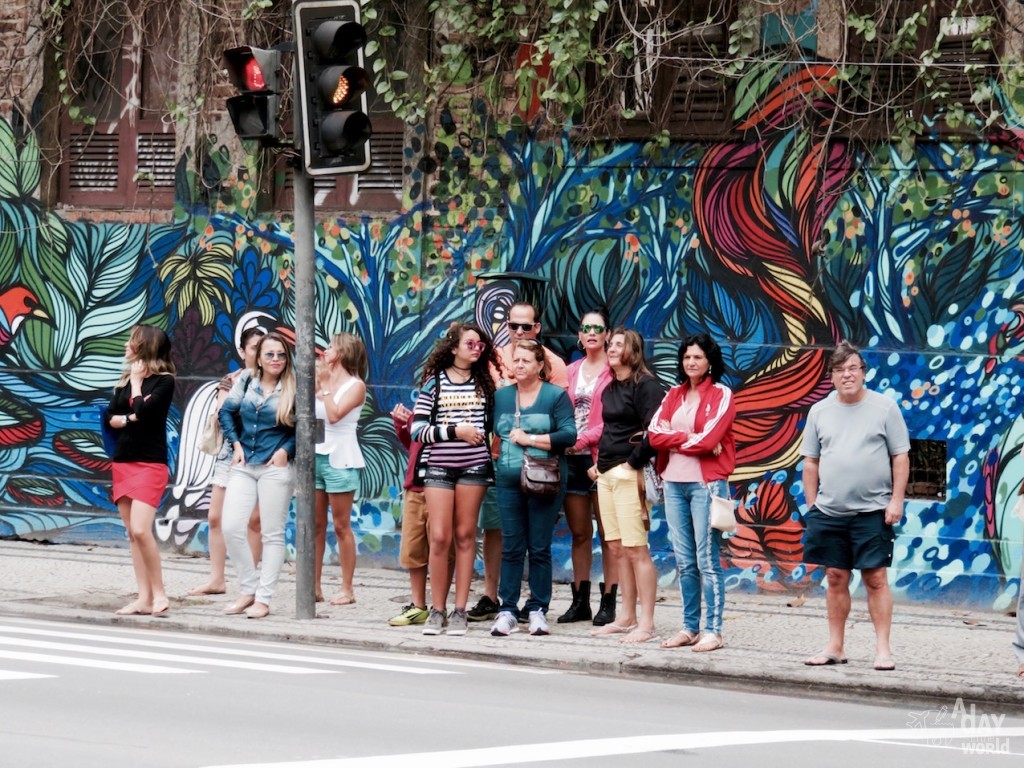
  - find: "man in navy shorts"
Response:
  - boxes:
[801,341,910,672]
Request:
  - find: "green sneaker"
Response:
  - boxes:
[389,603,429,626]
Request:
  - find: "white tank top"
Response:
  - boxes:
[314,377,366,468]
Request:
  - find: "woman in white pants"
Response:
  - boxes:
[219,333,297,619]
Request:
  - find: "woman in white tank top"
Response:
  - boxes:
[314,333,368,605]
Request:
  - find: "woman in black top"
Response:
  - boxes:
[107,324,176,617]
[590,328,665,643]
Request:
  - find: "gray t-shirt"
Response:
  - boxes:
[801,389,910,517]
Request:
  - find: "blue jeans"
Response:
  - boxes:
[663,479,728,635]
[495,484,564,614]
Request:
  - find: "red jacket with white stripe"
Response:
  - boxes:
[648,377,736,482]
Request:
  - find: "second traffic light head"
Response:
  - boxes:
[317,65,369,108]
[224,46,280,93]
[312,21,367,61]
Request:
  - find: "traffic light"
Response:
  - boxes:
[293,0,372,175]
[224,46,281,142]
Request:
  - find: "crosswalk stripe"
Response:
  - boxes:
[0,624,455,675]
[0,669,56,680]
[0,636,332,675]
[0,650,194,674]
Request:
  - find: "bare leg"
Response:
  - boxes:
[564,493,594,586]
[409,565,427,607]
[593,492,617,586]
[189,485,227,595]
[862,566,894,662]
[425,487,456,612]
[482,527,501,600]
[453,484,488,610]
[824,567,852,655]
[620,545,658,642]
[314,491,329,601]
[328,490,357,604]
[116,498,152,613]
[127,499,168,614]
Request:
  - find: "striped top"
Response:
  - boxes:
[411,371,491,469]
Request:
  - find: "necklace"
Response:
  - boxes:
[447,366,472,383]
[452,364,472,372]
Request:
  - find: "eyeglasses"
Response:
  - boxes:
[832,364,864,375]
[580,324,606,334]
[263,352,288,360]
[464,341,488,351]
[507,322,537,332]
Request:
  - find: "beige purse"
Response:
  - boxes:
[198,411,223,456]
[709,495,737,534]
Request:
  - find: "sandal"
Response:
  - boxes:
[591,622,638,637]
[661,630,699,649]
[1017,663,1024,680]
[329,591,356,606]
[186,584,226,596]
[620,628,659,644]
[692,633,724,653]
[114,601,151,616]
[150,598,170,618]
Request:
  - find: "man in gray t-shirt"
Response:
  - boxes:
[801,342,910,672]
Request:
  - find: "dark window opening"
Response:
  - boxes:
[907,438,946,501]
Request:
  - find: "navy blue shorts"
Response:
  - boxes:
[565,455,596,496]
[802,507,894,571]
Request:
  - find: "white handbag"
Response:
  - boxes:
[710,495,737,534]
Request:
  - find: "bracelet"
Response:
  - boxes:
[320,389,331,397]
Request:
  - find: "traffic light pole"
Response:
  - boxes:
[292,169,317,620]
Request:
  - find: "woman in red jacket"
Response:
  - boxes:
[649,333,736,652]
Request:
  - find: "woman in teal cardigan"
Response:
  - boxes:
[489,340,576,637]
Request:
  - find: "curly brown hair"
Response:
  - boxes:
[420,323,497,402]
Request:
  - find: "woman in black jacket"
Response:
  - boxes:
[107,324,176,617]
[590,328,665,643]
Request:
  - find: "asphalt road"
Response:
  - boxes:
[3,616,1024,768]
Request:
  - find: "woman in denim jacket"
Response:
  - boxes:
[219,332,297,619]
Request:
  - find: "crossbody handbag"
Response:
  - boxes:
[516,389,560,495]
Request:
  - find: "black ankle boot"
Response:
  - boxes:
[557,580,592,623]
[592,582,617,626]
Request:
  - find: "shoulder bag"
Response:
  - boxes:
[517,390,560,496]
[710,494,737,534]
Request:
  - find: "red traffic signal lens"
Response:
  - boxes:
[243,58,267,91]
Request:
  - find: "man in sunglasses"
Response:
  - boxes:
[495,302,568,389]
[800,341,910,673]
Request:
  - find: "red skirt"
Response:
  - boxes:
[111,462,169,508]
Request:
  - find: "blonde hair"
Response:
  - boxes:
[256,333,296,427]
[329,332,368,379]
[512,338,550,381]
[117,324,175,388]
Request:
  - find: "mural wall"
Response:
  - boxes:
[1,56,1023,609]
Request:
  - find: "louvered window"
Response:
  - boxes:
[275,120,404,212]
[586,0,736,141]
[845,0,1003,138]
[59,8,177,207]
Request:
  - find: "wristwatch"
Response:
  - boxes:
[121,415,129,427]
[320,389,330,397]
[529,434,537,447]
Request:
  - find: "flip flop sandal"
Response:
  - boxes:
[805,652,848,666]
[661,630,700,648]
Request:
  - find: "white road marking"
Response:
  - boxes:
[0,650,193,674]
[201,727,1024,767]
[0,670,56,680]
[0,636,332,675]
[0,624,455,675]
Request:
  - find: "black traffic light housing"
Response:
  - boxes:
[224,46,281,142]
[294,0,373,175]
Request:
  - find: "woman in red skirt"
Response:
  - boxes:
[107,324,176,617]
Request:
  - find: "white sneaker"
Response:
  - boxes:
[490,611,519,636]
[529,609,549,636]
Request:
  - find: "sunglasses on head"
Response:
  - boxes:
[580,324,606,334]
[507,321,537,332]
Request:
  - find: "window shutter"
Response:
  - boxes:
[67,131,120,193]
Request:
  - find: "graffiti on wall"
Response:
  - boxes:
[1,54,1023,607]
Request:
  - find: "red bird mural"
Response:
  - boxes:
[0,286,48,349]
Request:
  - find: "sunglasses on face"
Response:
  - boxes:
[263,351,288,360]
[464,340,487,351]
[580,324,606,334]
[507,322,537,332]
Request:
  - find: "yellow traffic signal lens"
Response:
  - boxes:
[331,76,350,106]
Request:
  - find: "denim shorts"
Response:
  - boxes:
[423,463,494,491]
[314,454,360,493]
[565,455,596,496]
[802,507,894,570]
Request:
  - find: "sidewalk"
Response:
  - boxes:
[1,538,1022,711]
